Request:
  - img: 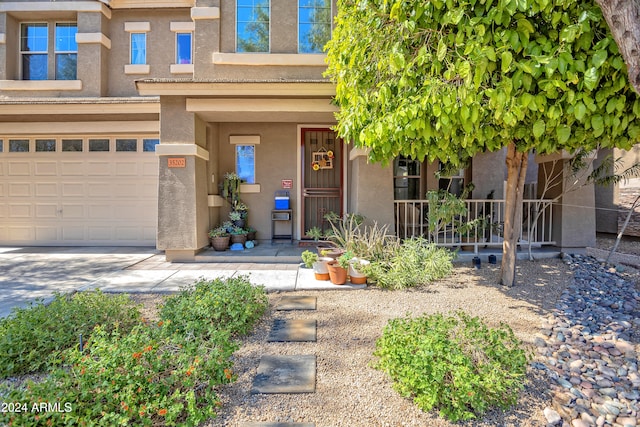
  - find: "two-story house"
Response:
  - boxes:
[2,0,629,261]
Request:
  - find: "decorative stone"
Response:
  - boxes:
[544,407,563,425]
[252,355,316,394]
[275,296,317,311]
[268,319,317,342]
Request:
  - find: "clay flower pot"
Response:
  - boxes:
[210,236,230,251]
[312,257,332,281]
[326,260,348,285]
[348,258,369,285]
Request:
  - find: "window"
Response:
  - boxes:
[176,33,192,64]
[130,33,147,64]
[0,140,3,153]
[143,138,159,152]
[9,139,30,152]
[237,0,270,52]
[89,139,109,152]
[116,139,137,152]
[236,145,256,184]
[438,163,465,197]
[55,23,78,80]
[299,0,331,53]
[20,23,48,80]
[393,156,421,200]
[62,139,83,152]
[35,139,56,152]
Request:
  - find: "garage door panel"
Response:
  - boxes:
[61,162,85,176]
[88,227,112,240]
[8,162,30,176]
[36,227,58,241]
[35,183,58,197]
[62,183,85,197]
[61,204,84,218]
[63,226,86,241]
[114,204,140,220]
[88,184,111,198]
[115,227,141,240]
[115,162,139,176]
[142,161,157,176]
[88,162,111,176]
[9,183,31,197]
[9,204,31,218]
[8,226,34,240]
[35,204,59,218]
[114,184,139,198]
[34,162,57,176]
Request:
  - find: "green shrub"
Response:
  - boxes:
[374,312,529,421]
[0,276,268,427]
[0,290,141,377]
[160,275,268,338]
[364,237,453,289]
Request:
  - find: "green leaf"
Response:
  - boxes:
[533,120,546,138]
[501,51,513,74]
[584,67,598,91]
[591,50,608,69]
[437,39,447,61]
[556,126,571,143]
[574,102,587,121]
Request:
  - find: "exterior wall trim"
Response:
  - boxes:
[186,98,338,113]
[0,121,158,135]
[155,143,209,161]
[0,2,112,19]
[170,22,196,32]
[212,53,326,67]
[229,135,261,145]
[110,0,194,8]
[191,7,220,20]
[170,64,194,74]
[137,81,335,96]
[0,34,5,44]
[0,101,159,116]
[124,22,151,32]
[125,64,151,75]
[76,33,112,49]
[0,80,82,91]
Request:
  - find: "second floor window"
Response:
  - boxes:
[55,23,78,80]
[237,0,269,52]
[176,33,192,64]
[130,33,147,64]
[299,0,331,53]
[20,23,48,80]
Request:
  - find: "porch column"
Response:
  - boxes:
[348,148,395,229]
[157,96,210,261]
[536,151,596,251]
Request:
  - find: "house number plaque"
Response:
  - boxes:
[168,157,186,168]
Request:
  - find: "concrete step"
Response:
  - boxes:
[268,319,316,342]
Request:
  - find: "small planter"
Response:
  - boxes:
[210,235,230,251]
[233,219,246,229]
[326,260,348,285]
[348,258,369,285]
[317,246,345,259]
[231,233,248,245]
[312,257,332,281]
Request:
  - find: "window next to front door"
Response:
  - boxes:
[237,0,270,52]
[298,0,331,53]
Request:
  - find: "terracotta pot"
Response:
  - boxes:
[317,246,345,259]
[312,257,331,281]
[348,258,369,284]
[326,260,348,285]
[210,236,230,251]
[230,234,247,245]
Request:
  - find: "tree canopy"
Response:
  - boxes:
[325,0,640,166]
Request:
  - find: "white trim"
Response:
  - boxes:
[0,80,82,91]
[138,81,335,97]
[191,6,220,20]
[0,121,158,135]
[240,183,261,193]
[0,34,5,44]
[155,143,209,161]
[229,135,261,145]
[213,53,326,67]
[0,2,112,19]
[124,22,150,32]
[187,98,338,113]
[208,195,225,207]
[170,22,195,32]
[170,64,194,74]
[76,33,112,49]
[124,64,150,75]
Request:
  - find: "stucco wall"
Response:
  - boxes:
[349,154,394,229]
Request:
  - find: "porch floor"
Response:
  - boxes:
[191,241,561,264]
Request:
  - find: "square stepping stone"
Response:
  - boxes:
[240,423,315,427]
[275,295,316,311]
[252,355,316,394]
[268,319,316,342]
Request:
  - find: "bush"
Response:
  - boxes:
[0,276,269,427]
[374,312,529,421]
[364,237,453,289]
[0,290,141,377]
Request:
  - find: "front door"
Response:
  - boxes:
[301,128,343,237]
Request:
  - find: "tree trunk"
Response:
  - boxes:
[500,143,529,287]
[595,0,640,94]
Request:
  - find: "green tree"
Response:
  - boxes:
[325,0,640,286]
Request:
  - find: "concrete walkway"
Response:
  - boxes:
[0,246,364,319]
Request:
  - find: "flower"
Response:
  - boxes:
[157,320,164,327]
[312,162,320,171]
[144,345,153,352]
[327,150,334,158]
[224,368,233,380]
[132,352,142,359]
[158,409,167,416]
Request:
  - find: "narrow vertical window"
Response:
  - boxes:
[55,23,77,80]
[176,33,192,64]
[20,23,48,80]
[130,33,147,64]
[237,0,270,53]
[298,0,331,53]
[236,145,256,184]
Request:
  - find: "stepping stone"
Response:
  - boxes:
[240,423,315,427]
[252,355,316,394]
[268,319,316,342]
[275,295,316,311]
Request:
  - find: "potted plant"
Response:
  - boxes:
[326,253,349,285]
[301,250,331,280]
[348,257,370,285]
[235,202,249,219]
[229,226,248,245]
[306,226,323,241]
[222,172,241,207]
[229,210,245,228]
[245,226,257,241]
[208,226,230,251]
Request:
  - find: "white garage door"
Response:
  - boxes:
[0,137,158,246]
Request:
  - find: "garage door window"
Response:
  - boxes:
[62,139,83,152]
[35,139,56,152]
[89,139,109,152]
[0,140,3,153]
[143,138,159,152]
[116,139,137,152]
[9,139,29,152]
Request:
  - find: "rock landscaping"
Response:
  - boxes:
[537,254,640,427]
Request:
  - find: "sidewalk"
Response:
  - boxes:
[0,246,363,319]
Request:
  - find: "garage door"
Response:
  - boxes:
[0,137,159,246]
